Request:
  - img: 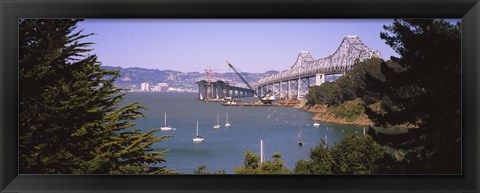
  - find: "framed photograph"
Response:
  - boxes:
[1,0,479,192]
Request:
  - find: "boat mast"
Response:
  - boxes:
[164,113,167,126]
[260,139,264,163]
[324,135,328,148]
[196,121,199,136]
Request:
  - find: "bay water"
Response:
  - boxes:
[122,92,364,174]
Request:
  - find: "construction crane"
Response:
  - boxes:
[204,66,224,82]
[226,61,275,104]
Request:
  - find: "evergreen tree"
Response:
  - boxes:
[293,159,311,174]
[193,165,226,174]
[234,151,291,174]
[294,135,384,174]
[306,141,334,174]
[330,134,385,174]
[365,19,461,173]
[19,19,171,174]
[293,139,333,174]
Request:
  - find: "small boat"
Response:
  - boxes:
[298,130,303,146]
[160,113,175,131]
[213,113,221,129]
[193,121,204,143]
[313,120,320,127]
[225,113,231,127]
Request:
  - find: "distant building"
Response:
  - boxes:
[168,87,180,92]
[152,85,159,92]
[141,82,150,91]
[157,83,169,92]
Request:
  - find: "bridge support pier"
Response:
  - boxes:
[315,73,325,86]
[197,80,207,100]
[272,82,279,99]
[279,82,283,99]
[206,82,212,98]
[297,78,301,99]
[224,85,230,98]
[287,80,292,99]
[214,81,224,99]
[299,78,310,98]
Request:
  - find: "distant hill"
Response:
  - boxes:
[100,66,279,91]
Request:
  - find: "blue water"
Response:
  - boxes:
[121,92,363,174]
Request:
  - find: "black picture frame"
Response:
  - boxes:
[1,0,479,192]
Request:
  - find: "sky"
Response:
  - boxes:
[77,19,401,73]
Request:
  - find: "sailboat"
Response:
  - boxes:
[313,120,320,127]
[225,113,231,127]
[298,130,303,146]
[193,121,204,143]
[213,113,221,129]
[160,113,174,131]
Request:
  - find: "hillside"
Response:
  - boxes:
[100,66,278,91]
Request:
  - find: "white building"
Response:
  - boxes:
[157,83,169,92]
[140,82,150,91]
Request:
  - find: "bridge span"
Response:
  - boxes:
[196,80,254,100]
[255,35,382,99]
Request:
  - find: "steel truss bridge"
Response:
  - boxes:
[255,35,382,99]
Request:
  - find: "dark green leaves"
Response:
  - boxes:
[293,135,384,174]
[366,19,461,173]
[19,19,171,174]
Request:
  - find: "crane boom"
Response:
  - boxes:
[226,61,253,90]
[225,60,275,104]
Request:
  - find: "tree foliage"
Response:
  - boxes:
[294,139,334,174]
[330,134,385,174]
[19,19,171,174]
[365,19,461,173]
[294,135,384,174]
[234,151,291,174]
[193,165,226,174]
[329,98,366,122]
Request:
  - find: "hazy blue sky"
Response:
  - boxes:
[77,19,401,73]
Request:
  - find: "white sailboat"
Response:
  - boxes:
[193,121,204,143]
[313,120,320,127]
[213,113,221,129]
[160,113,175,131]
[225,113,231,127]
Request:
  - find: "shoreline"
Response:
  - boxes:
[292,101,374,126]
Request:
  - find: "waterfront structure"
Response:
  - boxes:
[256,35,382,99]
[157,83,169,92]
[140,82,150,92]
